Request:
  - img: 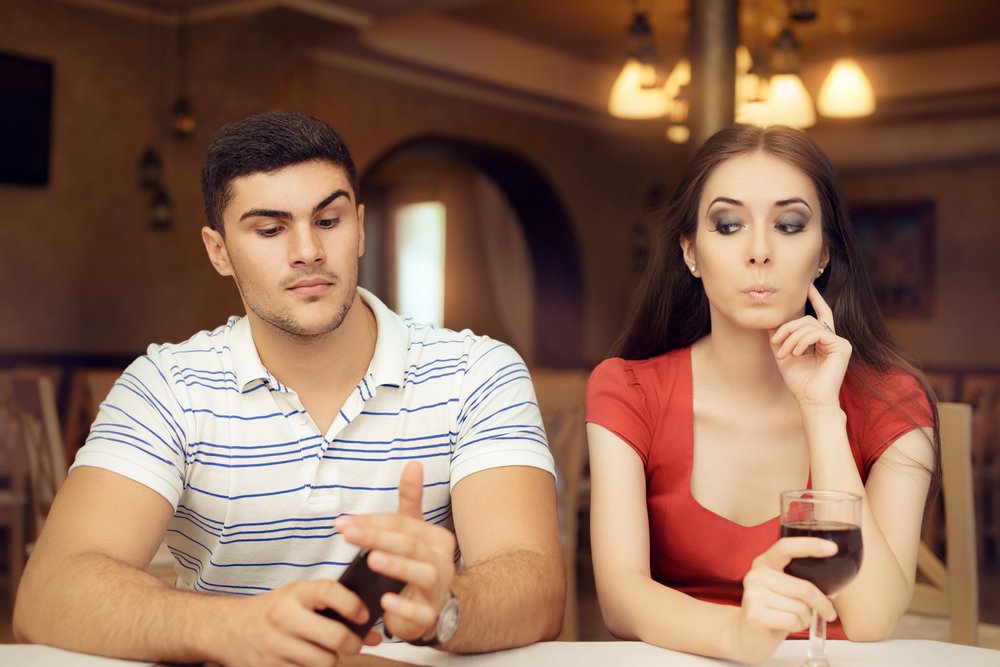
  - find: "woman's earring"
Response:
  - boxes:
[690,264,697,274]
[817,266,825,277]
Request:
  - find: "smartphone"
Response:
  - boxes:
[317,549,406,637]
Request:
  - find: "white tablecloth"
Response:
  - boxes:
[2,639,998,666]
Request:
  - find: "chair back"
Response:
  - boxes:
[531,367,588,641]
[909,401,979,645]
[0,372,30,607]
[10,372,67,539]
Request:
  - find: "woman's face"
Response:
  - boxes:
[681,150,828,332]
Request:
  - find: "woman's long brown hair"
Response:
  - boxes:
[613,124,940,499]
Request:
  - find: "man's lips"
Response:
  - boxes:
[287,277,334,295]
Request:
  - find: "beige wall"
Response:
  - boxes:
[2,1,998,372]
[841,160,1000,369]
[0,2,672,366]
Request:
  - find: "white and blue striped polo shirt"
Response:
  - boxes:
[72,288,554,596]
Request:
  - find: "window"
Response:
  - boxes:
[395,201,445,326]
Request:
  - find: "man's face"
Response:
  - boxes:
[202,160,365,340]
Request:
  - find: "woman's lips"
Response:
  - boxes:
[743,285,776,303]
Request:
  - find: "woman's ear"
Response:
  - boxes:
[680,235,698,277]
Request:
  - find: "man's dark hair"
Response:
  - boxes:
[200,110,359,234]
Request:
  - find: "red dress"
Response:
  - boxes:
[585,347,933,639]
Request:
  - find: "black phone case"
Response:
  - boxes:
[317,549,406,637]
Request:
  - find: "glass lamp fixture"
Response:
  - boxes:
[767,73,816,128]
[818,57,875,118]
[609,58,671,118]
[609,9,670,119]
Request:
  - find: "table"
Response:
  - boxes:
[1,640,997,666]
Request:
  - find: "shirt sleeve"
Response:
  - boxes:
[70,348,189,508]
[845,367,935,473]
[449,339,555,487]
[585,358,653,465]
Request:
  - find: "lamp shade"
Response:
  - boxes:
[818,57,875,117]
[766,73,816,128]
[609,58,670,119]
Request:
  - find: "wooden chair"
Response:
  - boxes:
[63,367,122,462]
[9,373,67,541]
[0,374,28,610]
[531,368,589,641]
[899,402,990,645]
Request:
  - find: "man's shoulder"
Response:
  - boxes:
[402,320,524,371]
[138,316,243,373]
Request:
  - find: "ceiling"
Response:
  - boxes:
[78,0,1000,66]
[58,0,1000,123]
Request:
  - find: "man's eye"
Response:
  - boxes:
[257,227,280,237]
[317,218,339,229]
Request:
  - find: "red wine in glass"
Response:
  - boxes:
[780,520,863,595]
[779,490,863,667]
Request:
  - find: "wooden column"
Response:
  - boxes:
[689,0,738,149]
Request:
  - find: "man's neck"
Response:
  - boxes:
[249,292,378,406]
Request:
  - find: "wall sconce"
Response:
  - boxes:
[151,188,173,229]
[138,146,162,189]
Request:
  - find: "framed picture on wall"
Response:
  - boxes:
[850,200,935,318]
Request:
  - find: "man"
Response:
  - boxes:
[14,110,564,665]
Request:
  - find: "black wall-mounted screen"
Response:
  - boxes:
[0,51,54,185]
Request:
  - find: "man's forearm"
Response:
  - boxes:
[15,551,228,663]
[443,548,564,653]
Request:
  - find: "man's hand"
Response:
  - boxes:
[333,461,457,642]
[219,578,381,667]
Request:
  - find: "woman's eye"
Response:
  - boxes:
[775,219,806,234]
[711,220,743,235]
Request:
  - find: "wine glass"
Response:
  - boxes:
[779,490,863,667]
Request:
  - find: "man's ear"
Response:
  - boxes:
[356,203,366,259]
[680,235,697,275]
[202,226,234,277]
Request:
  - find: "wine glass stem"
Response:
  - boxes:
[805,608,829,667]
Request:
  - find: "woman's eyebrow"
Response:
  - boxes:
[708,196,743,208]
[775,197,813,211]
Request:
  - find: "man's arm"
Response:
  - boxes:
[447,464,564,650]
[337,463,564,652]
[14,467,376,665]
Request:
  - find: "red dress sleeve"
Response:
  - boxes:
[842,367,935,475]
[585,358,653,465]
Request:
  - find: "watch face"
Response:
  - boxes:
[437,595,460,643]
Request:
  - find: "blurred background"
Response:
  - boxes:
[1,0,999,646]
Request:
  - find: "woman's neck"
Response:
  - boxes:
[692,319,788,399]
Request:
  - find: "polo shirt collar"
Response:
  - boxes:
[358,287,409,388]
[229,316,284,392]
[229,288,410,392]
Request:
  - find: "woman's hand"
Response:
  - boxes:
[769,284,852,408]
[728,537,839,663]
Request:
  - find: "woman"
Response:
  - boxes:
[586,125,938,663]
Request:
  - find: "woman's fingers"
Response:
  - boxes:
[807,283,835,333]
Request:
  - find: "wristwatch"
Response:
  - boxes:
[409,590,460,646]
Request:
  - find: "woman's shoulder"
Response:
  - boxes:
[590,347,691,389]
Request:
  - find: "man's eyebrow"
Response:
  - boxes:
[237,190,351,223]
[313,189,351,215]
[239,208,290,222]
